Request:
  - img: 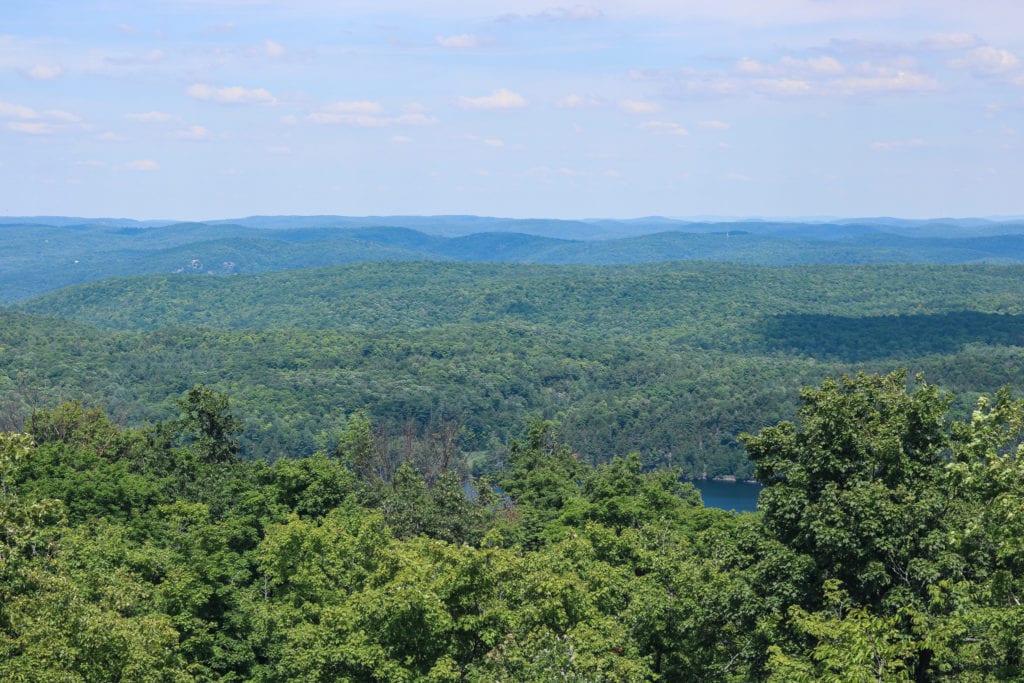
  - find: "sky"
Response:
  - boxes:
[2,0,1023,221]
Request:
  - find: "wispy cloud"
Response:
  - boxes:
[457,89,527,110]
[833,69,937,95]
[0,101,41,120]
[307,101,437,126]
[467,134,506,147]
[0,101,80,122]
[641,120,688,136]
[0,100,81,134]
[735,57,769,75]
[699,120,731,130]
[557,94,602,108]
[175,125,213,141]
[319,101,383,114]
[498,5,602,23]
[436,34,482,48]
[780,56,844,75]
[264,40,286,58]
[8,121,57,135]
[187,83,277,105]
[950,46,1021,76]
[23,64,63,80]
[619,99,661,114]
[125,159,159,171]
[652,52,939,100]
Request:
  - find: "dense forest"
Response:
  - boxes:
[4,261,1024,478]
[4,371,1024,680]
[6,216,1024,678]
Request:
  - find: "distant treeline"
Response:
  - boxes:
[7,215,1024,301]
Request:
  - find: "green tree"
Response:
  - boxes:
[743,371,958,679]
[175,385,243,465]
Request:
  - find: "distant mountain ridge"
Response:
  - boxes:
[7,213,1024,238]
[6,215,1024,302]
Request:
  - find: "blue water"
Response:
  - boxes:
[693,479,762,513]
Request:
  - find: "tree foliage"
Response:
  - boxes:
[3,373,1024,679]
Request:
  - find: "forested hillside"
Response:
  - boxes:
[5,261,1024,478]
[4,372,1024,680]
[7,216,1024,302]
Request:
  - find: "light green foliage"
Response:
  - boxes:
[0,432,64,580]
[767,580,915,682]
[9,373,1024,680]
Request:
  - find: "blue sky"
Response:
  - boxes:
[2,0,1022,220]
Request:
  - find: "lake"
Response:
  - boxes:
[693,479,762,513]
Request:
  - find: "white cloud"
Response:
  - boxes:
[780,55,844,74]
[950,46,1021,75]
[498,5,602,22]
[43,109,81,122]
[467,134,506,147]
[735,57,769,75]
[321,100,383,114]
[307,112,372,125]
[436,34,481,48]
[457,88,528,110]
[0,101,38,120]
[307,104,437,126]
[699,120,731,130]
[834,70,937,95]
[619,99,661,114]
[391,135,412,143]
[641,120,688,136]
[127,110,174,123]
[126,159,159,171]
[557,93,601,108]
[176,125,213,140]
[753,78,814,96]
[264,40,286,57]
[24,64,63,80]
[96,131,128,142]
[187,83,277,105]
[0,101,81,133]
[665,57,938,99]
[8,121,55,135]
[267,145,291,154]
